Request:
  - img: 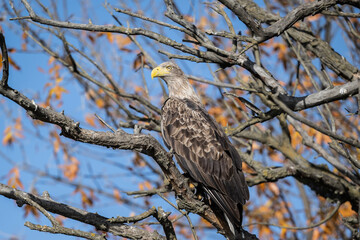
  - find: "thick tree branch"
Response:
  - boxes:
[217,0,265,37]
[219,0,356,43]
[235,130,360,211]
[219,0,359,81]
[0,183,165,240]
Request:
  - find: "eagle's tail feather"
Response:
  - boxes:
[204,187,243,239]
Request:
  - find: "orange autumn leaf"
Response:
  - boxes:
[85,114,96,127]
[280,227,288,239]
[21,32,28,50]
[199,217,213,228]
[198,16,208,30]
[95,98,105,108]
[179,226,193,239]
[268,182,280,196]
[7,167,24,189]
[48,56,55,65]
[217,71,227,81]
[21,43,27,51]
[217,115,228,127]
[24,205,39,218]
[133,53,147,71]
[144,181,152,189]
[339,201,356,217]
[133,153,146,167]
[183,15,194,23]
[55,77,63,83]
[106,32,114,43]
[288,125,302,148]
[138,181,152,191]
[51,131,61,154]
[48,64,61,76]
[87,34,95,43]
[269,149,283,163]
[79,189,93,208]
[307,14,321,22]
[272,42,288,69]
[14,118,22,131]
[60,157,79,181]
[257,183,266,193]
[49,85,68,100]
[55,215,66,226]
[252,142,261,150]
[208,106,223,116]
[134,86,145,94]
[113,189,122,203]
[312,228,320,240]
[315,131,331,145]
[259,225,272,238]
[332,81,344,86]
[2,126,14,146]
[116,35,132,48]
[2,118,24,146]
[37,67,45,73]
[8,56,21,70]
[302,75,313,89]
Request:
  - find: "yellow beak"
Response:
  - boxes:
[151,66,170,79]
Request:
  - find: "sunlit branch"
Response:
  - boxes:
[219,0,359,81]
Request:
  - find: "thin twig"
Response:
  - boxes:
[114,7,189,34]
[0,32,9,86]
[158,193,199,240]
[108,206,156,223]
[94,113,116,132]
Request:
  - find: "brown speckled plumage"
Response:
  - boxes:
[153,62,249,235]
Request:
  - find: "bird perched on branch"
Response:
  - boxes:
[151,61,249,239]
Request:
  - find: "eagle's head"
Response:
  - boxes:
[151,61,184,82]
[151,61,200,101]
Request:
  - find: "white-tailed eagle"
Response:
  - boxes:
[151,61,249,238]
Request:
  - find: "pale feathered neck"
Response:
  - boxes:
[165,75,201,103]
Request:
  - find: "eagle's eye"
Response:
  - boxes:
[166,66,172,71]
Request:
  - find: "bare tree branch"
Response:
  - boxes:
[0,32,9,86]
[0,183,165,240]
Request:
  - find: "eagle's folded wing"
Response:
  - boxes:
[161,98,249,226]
